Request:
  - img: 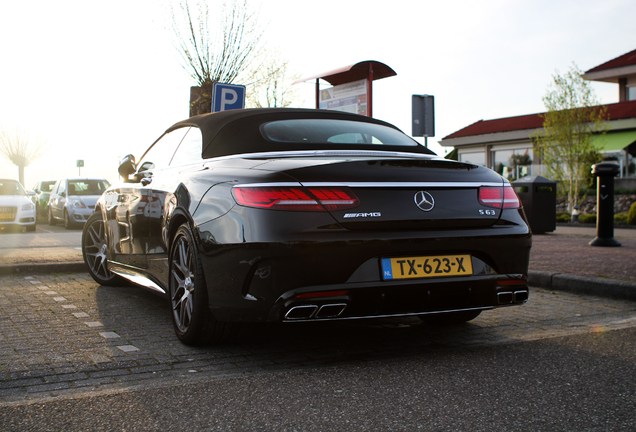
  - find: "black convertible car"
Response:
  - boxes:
[82,108,531,345]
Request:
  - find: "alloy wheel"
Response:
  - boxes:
[170,234,195,333]
[81,212,125,286]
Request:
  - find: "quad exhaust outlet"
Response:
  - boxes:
[285,303,347,320]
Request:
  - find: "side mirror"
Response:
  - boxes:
[27,191,36,196]
[139,161,155,172]
[118,154,137,181]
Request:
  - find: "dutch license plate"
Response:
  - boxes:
[381,254,473,280]
[0,214,15,221]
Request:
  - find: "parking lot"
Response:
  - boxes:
[2,270,636,405]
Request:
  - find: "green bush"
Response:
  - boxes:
[614,213,628,225]
[628,202,636,225]
[615,188,636,195]
[556,212,571,223]
[578,214,596,224]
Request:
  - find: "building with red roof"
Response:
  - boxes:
[440,49,636,187]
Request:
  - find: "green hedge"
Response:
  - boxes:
[628,202,636,225]
[615,213,628,225]
[556,212,571,223]
[557,213,636,225]
[578,214,596,224]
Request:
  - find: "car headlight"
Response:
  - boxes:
[71,200,86,208]
[22,203,35,211]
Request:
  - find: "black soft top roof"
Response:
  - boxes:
[166,108,433,159]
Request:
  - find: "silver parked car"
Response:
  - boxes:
[48,178,110,229]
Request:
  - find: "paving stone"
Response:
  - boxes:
[84,321,103,328]
[117,345,140,353]
[99,332,120,339]
[1,271,636,405]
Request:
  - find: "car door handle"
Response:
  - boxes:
[141,177,152,186]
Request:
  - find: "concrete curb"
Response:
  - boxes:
[528,270,636,302]
[1,263,634,303]
[0,261,87,276]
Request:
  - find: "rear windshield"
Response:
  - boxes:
[261,119,419,147]
[0,180,26,196]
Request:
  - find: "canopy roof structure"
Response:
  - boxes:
[293,61,397,117]
[294,60,397,86]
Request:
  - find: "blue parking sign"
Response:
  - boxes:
[212,82,246,112]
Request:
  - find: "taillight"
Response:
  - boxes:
[479,186,521,209]
[232,186,359,211]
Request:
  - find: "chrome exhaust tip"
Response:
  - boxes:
[315,303,347,319]
[285,305,318,320]
[497,291,513,305]
[513,290,529,303]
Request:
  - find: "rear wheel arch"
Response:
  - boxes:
[167,210,194,253]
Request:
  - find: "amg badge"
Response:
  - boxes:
[343,212,382,218]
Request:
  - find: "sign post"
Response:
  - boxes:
[77,159,84,176]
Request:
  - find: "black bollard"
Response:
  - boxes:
[589,162,621,247]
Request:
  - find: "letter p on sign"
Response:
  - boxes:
[212,83,246,112]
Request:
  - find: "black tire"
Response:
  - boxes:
[26,223,36,232]
[82,212,126,286]
[64,209,74,229]
[169,223,233,346]
[48,208,56,226]
[419,310,482,325]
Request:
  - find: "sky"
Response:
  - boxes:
[1,0,635,188]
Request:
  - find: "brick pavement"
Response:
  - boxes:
[529,227,636,283]
[1,271,636,405]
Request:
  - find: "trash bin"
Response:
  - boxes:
[512,175,557,233]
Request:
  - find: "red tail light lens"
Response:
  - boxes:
[479,186,521,209]
[232,186,359,211]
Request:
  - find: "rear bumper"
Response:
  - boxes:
[68,207,93,224]
[196,218,531,323]
[0,211,36,228]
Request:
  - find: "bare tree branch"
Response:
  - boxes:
[171,0,263,87]
[0,125,49,185]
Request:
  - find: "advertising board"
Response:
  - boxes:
[319,79,367,115]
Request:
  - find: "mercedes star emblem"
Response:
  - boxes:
[414,191,435,212]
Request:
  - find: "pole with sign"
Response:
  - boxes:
[77,159,84,176]
[412,95,435,147]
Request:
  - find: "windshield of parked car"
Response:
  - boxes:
[42,181,56,192]
[261,119,419,146]
[68,180,110,196]
[0,180,26,196]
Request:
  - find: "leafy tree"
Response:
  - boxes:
[533,64,608,212]
[170,0,264,116]
[0,125,48,186]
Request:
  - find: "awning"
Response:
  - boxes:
[592,130,636,151]
[292,61,397,86]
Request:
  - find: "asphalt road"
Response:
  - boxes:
[0,327,634,431]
